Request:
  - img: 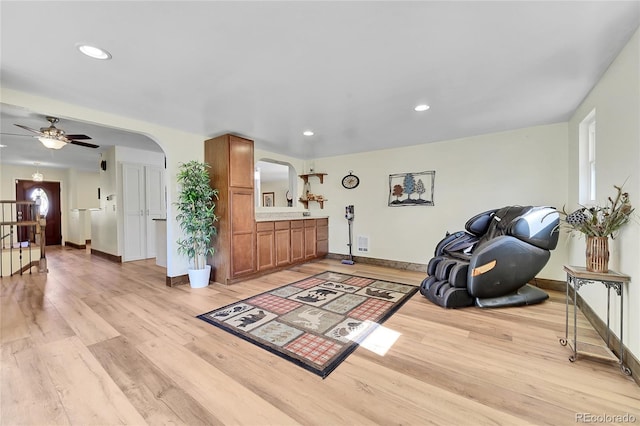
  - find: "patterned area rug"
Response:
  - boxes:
[197,271,418,378]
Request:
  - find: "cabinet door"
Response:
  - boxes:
[316,219,328,257]
[256,231,275,271]
[291,223,304,263]
[122,163,145,261]
[256,221,275,271]
[275,226,291,266]
[230,189,255,277]
[229,135,254,188]
[304,219,317,260]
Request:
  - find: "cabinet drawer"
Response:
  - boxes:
[275,220,290,230]
[304,219,316,228]
[316,218,328,226]
[317,226,328,241]
[290,220,304,229]
[256,221,274,232]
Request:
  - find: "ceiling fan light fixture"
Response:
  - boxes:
[32,162,44,182]
[76,43,112,60]
[38,136,67,150]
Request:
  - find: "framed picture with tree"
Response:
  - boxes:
[388,171,435,207]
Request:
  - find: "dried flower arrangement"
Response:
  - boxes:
[562,184,635,238]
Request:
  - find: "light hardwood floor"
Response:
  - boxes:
[1,246,639,425]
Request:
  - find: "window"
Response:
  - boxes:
[579,109,596,204]
[29,187,49,217]
[588,119,596,201]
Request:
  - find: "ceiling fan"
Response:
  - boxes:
[11,116,99,149]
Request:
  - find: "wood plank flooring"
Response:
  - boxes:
[1,245,639,425]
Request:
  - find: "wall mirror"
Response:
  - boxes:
[255,159,297,208]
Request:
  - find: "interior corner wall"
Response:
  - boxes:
[75,171,100,209]
[568,28,640,360]
[312,122,569,280]
[65,169,100,210]
[92,146,118,255]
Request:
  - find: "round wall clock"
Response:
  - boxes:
[341,172,360,189]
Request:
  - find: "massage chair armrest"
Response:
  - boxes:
[467,235,550,299]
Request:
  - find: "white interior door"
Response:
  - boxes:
[123,163,145,261]
[145,165,165,258]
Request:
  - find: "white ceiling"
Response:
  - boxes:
[1,1,639,173]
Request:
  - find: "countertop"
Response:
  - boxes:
[255,212,328,222]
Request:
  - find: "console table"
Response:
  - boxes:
[560,265,631,375]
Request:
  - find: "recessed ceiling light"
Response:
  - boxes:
[414,104,430,112]
[0,144,7,148]
[303,130,314,136]
[76,43,112,60]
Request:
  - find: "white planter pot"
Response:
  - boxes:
[188,264,211,288]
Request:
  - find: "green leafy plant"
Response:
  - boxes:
[175,161,219,269]
[561,184,635,238]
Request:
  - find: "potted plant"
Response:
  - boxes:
[175,160,219,288]
[561,184,635,272]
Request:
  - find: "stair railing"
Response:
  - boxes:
[0,200,47,276]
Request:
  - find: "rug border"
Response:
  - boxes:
[196,271,419,379]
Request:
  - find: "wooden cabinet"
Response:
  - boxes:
[256,218,327,272]
[205,134,255,284]
[274,221,291,266]
[256,221,275,271]
[316,218,328,257]
[304,219,317,260]
[252,218,329,276]
[291,220,304,263]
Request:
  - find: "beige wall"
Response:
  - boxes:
[260,181,290,207]
[568,28,640,358]
[312,122,569,280]
[91,147,118,255]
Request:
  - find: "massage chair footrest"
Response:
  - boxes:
[474,284,549,308]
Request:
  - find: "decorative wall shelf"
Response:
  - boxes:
[299,198,326,209]
[299,173,327,209]
[299,173,327,184]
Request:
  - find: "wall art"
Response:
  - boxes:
[388,171,435,207]
[262,192,275,207]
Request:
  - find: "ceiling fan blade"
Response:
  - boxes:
[14,124,43,135]
[65,134,92,140]
[0,132,36,137]
[69,140,100,149]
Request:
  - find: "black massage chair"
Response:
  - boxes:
[420,206,559,308]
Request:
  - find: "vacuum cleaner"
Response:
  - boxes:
[342,205,355,265]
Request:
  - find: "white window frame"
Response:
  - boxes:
[579,109,596,205]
